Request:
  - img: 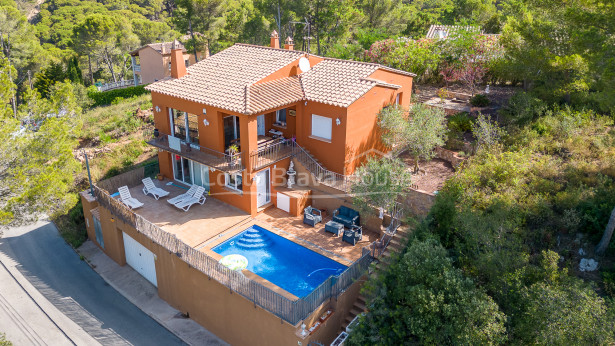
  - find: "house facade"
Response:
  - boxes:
[130,40,208,85]
[146,32,415,216]
[81,32,414,345]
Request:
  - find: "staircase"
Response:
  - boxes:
[339,214,409,335]
[341,294,367,332]
[289,142,354,193]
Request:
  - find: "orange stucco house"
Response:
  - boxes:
[130,40,208,85]
[145,33,415,216]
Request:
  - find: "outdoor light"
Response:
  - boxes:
[210,167,216,172]
[336,118,341,126]
[155,106,161,112]
[203,108,207,114]
[203,119,210,126]
[304,101,308,106]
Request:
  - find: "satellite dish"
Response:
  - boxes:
[299,57,310,73]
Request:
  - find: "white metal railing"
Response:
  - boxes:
[134,65,141,72]
[97,80,137,92]
[290,141,355,193]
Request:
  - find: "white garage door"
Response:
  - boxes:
[123,232,157,287]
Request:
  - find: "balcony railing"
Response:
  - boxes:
[250,138,294,170]
[147,133,244,173]
[134,64,141,72]
[97,79,137,92]
[250,139,355,192]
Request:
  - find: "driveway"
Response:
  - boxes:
[0,221,184,346]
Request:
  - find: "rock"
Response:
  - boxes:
[578,248,586,256]
[579,258,599,272]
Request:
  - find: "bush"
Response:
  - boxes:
[88,85,149,107]
[448,112,473,133]
[470,94,490,107]
[348,239,507,345]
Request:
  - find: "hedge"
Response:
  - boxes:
[88,85,149,107]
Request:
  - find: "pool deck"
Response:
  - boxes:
[127,181,377,263]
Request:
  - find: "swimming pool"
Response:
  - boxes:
[212,225,347,298]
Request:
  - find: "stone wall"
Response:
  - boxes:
[403,188,436,216]
[435,146,467,170]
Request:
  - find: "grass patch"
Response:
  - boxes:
[80,94,152,143]
[52,198,87,248]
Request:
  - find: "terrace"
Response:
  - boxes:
[121,180,376,264]
[94,169,377,326]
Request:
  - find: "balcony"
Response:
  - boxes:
[250,138,295,170]
[148,133,244,173]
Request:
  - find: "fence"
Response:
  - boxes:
[93,180,373,325]
[97,80,137,92]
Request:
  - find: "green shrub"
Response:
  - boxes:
[470,93,490,107]
[448,112,473,133]
[501,92,548,125]
[88,85,149,107]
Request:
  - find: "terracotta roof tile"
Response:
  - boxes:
[146,44,415,113]
[426,25,483,39]
[131,41,188,55]
[146,44,304,114]
[247,77,304,114]
[299,59,378,107]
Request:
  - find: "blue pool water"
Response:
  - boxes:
[212,225,347,298]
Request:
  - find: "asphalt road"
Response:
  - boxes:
[0,221,185,346]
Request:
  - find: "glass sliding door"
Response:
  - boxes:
[172,154,210,190]
[191,161,210,190]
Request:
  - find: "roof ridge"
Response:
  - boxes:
[245,84,251,114]
[320,57,417,77]
[234,43,305,55]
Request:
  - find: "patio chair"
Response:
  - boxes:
[342,225,363,246]
[142,177,170,200]
[333,205,360,228]
[173,186,207,212]
[167,184,198,205]
[118,186,144,210]
[303,206,322,227]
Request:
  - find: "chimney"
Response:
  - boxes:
[170,39,187,79]
[270,30,280,49]
[284,37,294,50]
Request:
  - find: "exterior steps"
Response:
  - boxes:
[341,295,367,332]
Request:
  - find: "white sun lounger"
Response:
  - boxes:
[118,186,144,209]
[167,184,198,205]
[142,177,170,200]
[174,186,207,212]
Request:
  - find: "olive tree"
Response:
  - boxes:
[378,103,447,172]
[351,157,411,217]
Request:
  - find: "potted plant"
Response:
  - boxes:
[157,173,164,181]
[227,144,239,165]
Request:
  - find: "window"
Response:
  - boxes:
[276,109,287,125]
[225,172,243,191]
[168,62,172,70]
[170,109,199,144]
[395,93,401,105]
[311,114,332,141]
[185,59,190,67]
